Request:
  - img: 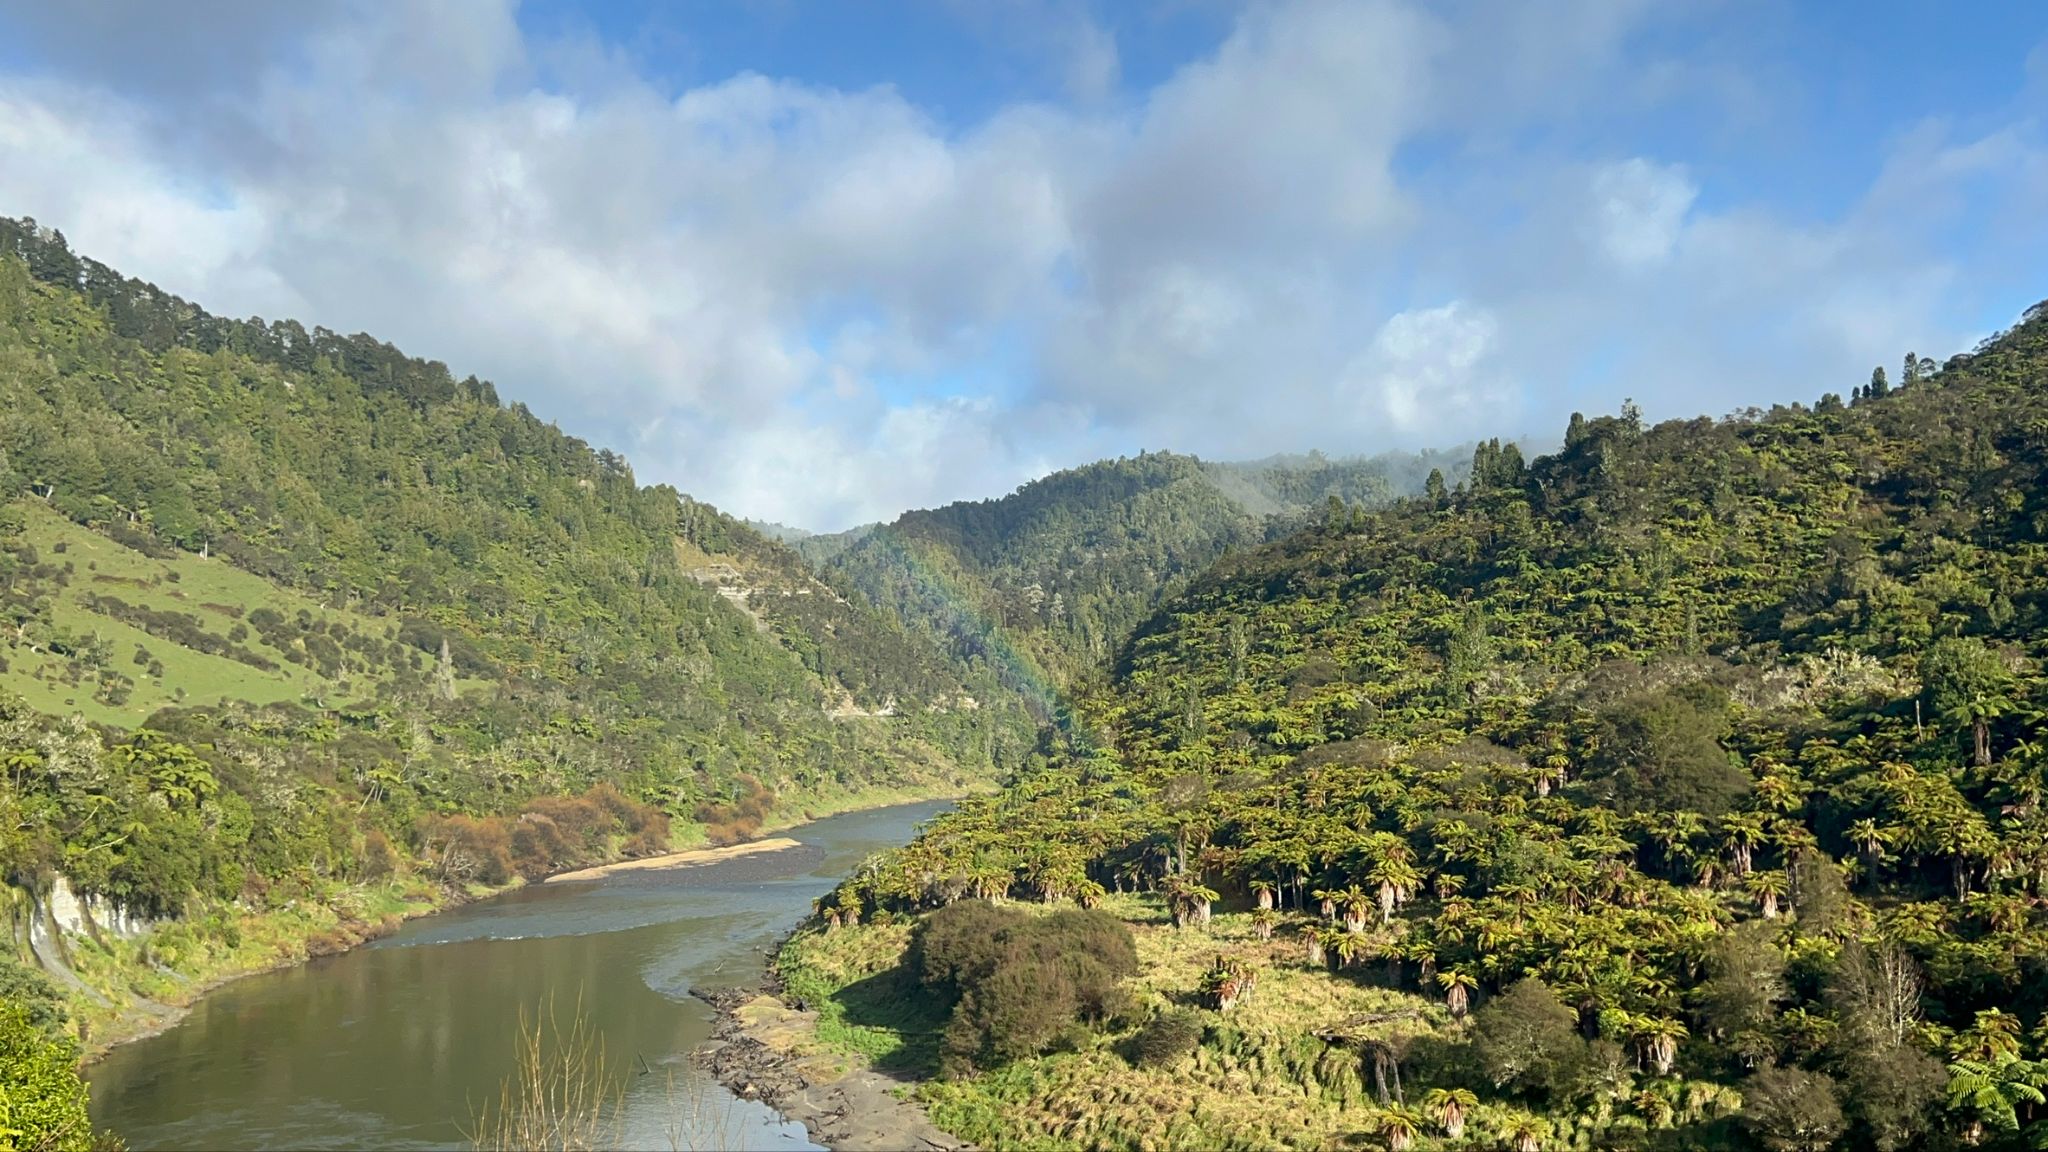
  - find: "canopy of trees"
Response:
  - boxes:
[823,298,2048,1149]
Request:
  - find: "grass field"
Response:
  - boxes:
[5,504,445,725]
[779,896,1459,1151]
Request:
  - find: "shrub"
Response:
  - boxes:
[0,957,67,1037]
[1741,1066,1846,1152]
[509,814,571,882]
[420,814,513,885]
[1470,978,1582,1098]
[1588,680,1748,814]
[1132,1008,1204,1068]
[0,998,93,1152]
[695,775,773,845]
[911,901,1138,1076]
[360,827,399,880]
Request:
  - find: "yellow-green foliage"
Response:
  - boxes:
[782,900,1449,1151]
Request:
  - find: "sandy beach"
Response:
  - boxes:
[542,836,803,883]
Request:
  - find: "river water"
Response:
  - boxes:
[86,800,951,1151]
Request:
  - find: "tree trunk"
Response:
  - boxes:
[1974,717,1991,767]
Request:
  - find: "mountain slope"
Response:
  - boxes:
[0,219,1047,1051]
[810,448,1464,703]
[0,217,1032,773]
[812,305,2048,1150]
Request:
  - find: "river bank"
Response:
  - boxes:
[69,781,972,1067]
[86,798,963,1151]
[72,876,467,1064]
[693,983,970,1152]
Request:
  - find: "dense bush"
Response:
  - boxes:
[418,784,670,884]
[418,814,514,885]
[694,776,773,846]
[910,900,1138,1076]
[0,966,97,1152]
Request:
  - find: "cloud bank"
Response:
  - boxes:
[0,0,2042,528]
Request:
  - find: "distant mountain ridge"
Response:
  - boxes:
[744,518,823,544]
[804,445,1477,698]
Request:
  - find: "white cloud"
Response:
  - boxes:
[0,0,2042,528]
[1342,304,1505,435]
[1590,158,1697,268]
[1063,20,1121,105]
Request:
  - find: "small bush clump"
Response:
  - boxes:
[910,900,1138,1076]
[1131,1007,1204,1068]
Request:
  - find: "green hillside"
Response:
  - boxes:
[0,216,1033,771]
[811,448,1461,703]
[807,306,2048,1149]
[0,219,1040,1058]
[1,502,459,726]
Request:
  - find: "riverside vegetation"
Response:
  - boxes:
[0,218,1038,1151]
[0,219,1443,1150]
[11,212,2048,1152]
[795,309,2048,1149]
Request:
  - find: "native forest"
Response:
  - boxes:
[6,215,2048,1152]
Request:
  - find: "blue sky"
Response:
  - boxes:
[0,1,2043,529]
[515,1,1235,116]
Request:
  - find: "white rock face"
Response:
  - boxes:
[46,874,159,940]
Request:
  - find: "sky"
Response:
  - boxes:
[0,1,2044,531]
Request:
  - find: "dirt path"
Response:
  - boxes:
[693,988,971,1152]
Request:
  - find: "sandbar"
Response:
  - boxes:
[544,837,802,883]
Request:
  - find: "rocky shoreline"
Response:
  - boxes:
[691,981,970,1152]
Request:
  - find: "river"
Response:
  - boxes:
[86,800,952,1151]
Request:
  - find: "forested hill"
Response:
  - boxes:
[808,447,1463,700]
[821,304,2048,1149]
[0,217,1043,916]
[1202,448,1473,523]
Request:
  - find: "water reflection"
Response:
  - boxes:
[88,800,951,1151]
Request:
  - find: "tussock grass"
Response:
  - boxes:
[464,997,746,1152]
[782,898,1458,1151]
[468,997,623,1152]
